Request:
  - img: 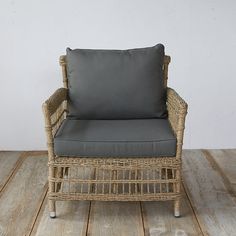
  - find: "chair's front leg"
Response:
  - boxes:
[49,166,56,218]
[174,199,180,217]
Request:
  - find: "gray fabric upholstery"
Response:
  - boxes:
[54,118,176,157]
[66,44,167,119]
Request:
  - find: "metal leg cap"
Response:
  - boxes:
[174,210,180,218]
[49,212,56,218]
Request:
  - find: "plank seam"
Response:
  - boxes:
[28,185,48,236]
[182,181,206,236]
[0,151,27,197]
[140,202,148,236]
[85,201,92,236]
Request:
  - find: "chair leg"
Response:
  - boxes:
[49,200,56,218]
[174,168,181,217]
[49,166,56,218]
[174,199,180,217]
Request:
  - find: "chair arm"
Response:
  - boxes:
[167,87,188,157]
[43,88,68,116]
[42,88,68,160]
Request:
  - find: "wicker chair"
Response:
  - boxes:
[42,45,187,218]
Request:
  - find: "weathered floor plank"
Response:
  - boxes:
[182,149,236,236]
[0,154,48,236]
[31,200,90,236]
[0,151,23,192]
[205,149,236,192]
[87,201,144,236]
[142,186,203,236]
[31,165,92,236]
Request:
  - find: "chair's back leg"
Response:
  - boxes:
[174,168,181,217]
[49,166,56,218]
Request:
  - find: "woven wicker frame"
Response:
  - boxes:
[42,55,188,217]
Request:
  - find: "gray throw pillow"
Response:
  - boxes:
[66,44,167,119]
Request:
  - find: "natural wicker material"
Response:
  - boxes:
[42,55,188,218]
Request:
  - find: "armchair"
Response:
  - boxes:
[43,44,187,218]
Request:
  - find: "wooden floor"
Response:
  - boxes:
[0,150,236,236]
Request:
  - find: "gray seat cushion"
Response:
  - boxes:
[66,44,167,119]
[54,118,176,157]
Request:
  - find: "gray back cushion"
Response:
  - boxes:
[66,44,167,119]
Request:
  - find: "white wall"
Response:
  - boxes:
[1,0,236,150]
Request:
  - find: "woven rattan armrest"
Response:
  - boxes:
[167,87,188,157]
[42,88,68,161]
[42,88,68,116]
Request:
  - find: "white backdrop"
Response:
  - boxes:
[1,0,236,150]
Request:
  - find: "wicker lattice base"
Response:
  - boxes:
[48,157,181,202]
